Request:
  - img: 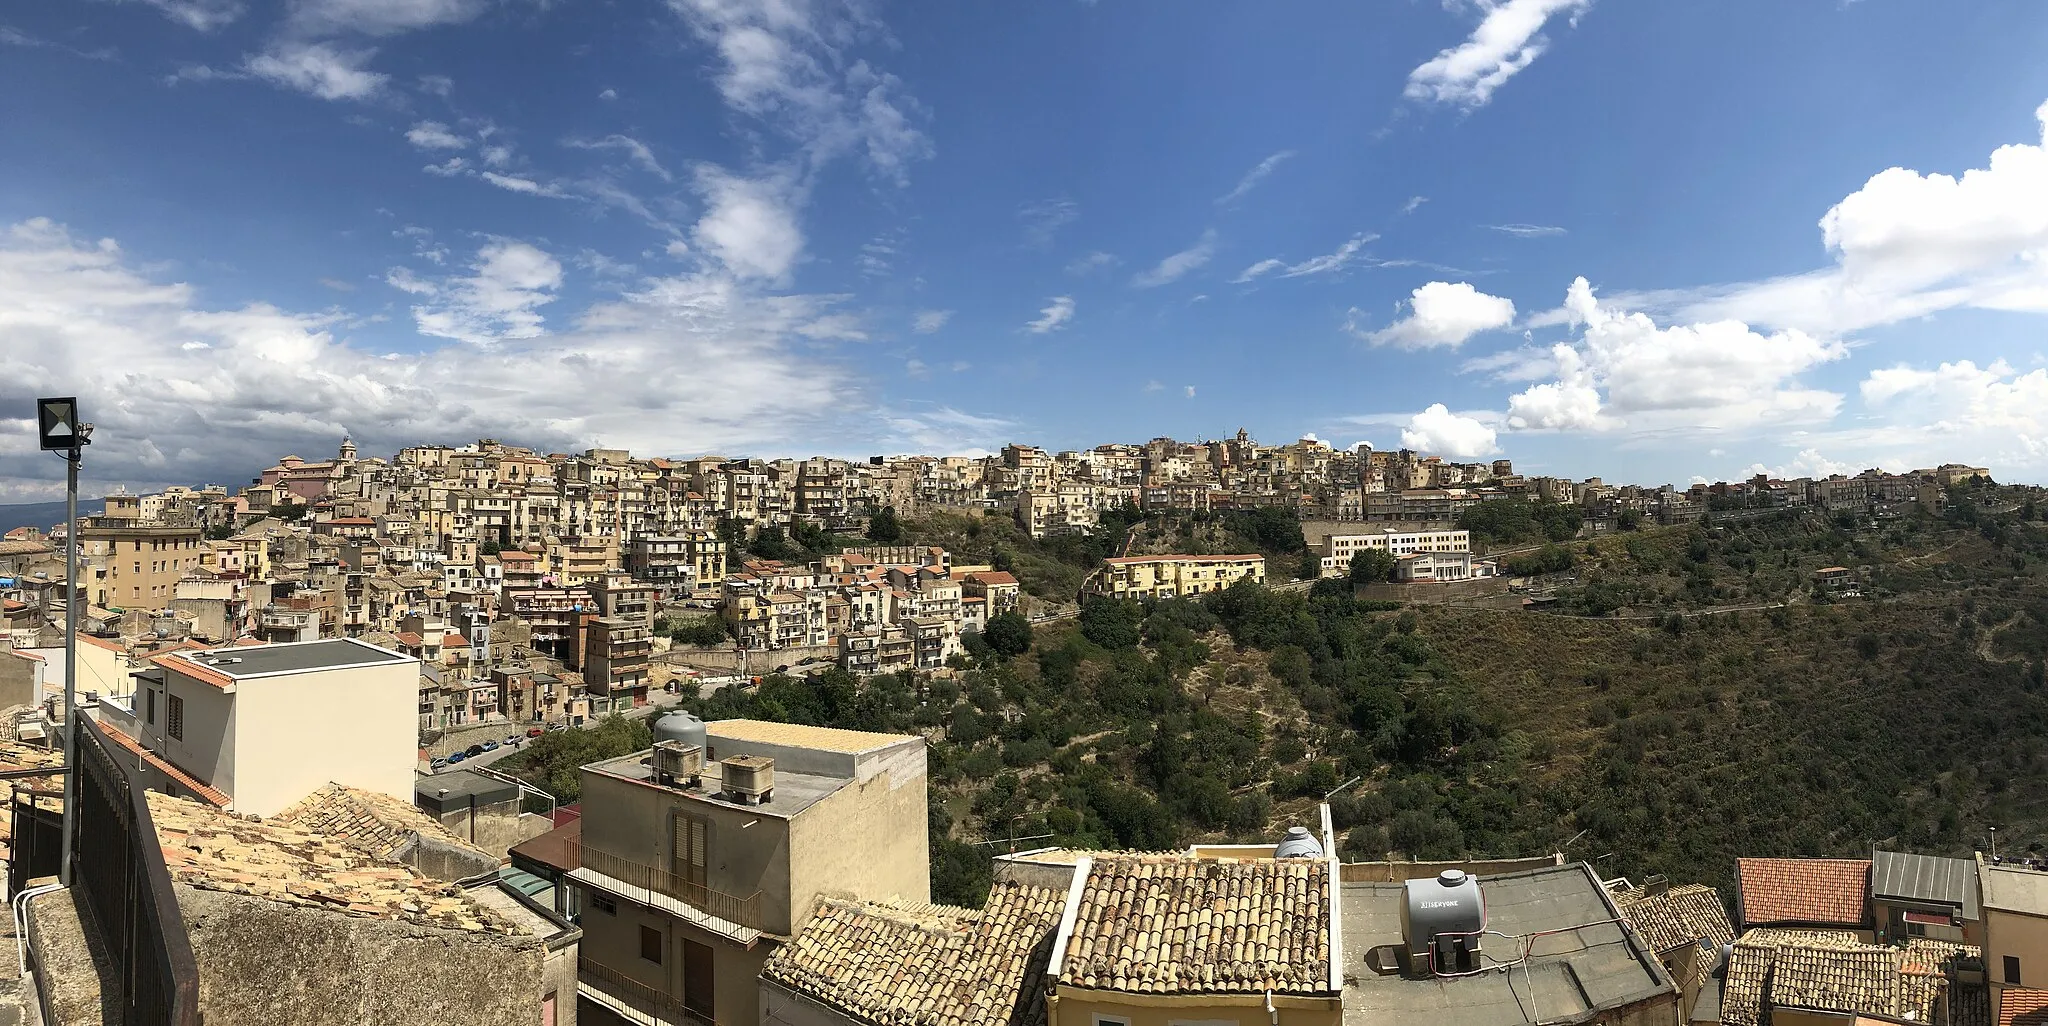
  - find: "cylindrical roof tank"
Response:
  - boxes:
[654,710,708,750]
[1400,869,1486,962]
[1274,825,1324,858]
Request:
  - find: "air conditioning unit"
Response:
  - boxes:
[652,740,704,787]
[721,755,775,804]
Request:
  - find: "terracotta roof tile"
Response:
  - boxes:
[275,782,490,864]
[764,880,1064,1026]
[97,722,231,807]
[1720,928,1980,1026]
[1615,884,1734,955]
[1999,988,2048,1026]
[1769,945,1898,1017]
[147,791,513,933]
[1061,856,1331,996]
[1738,857,1870,927]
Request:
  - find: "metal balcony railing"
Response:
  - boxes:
[569,841,762,930]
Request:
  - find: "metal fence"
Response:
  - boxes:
[569,840,762,929]
[71,712,200,1026]
[579,957,714,1026]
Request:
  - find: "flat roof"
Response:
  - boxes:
[416,769,519,810]
[587,750,849,819]
[1342,863,1673,1026]
[1979,862,2048,914]
[164,638,412,679]
[706,718,917,755]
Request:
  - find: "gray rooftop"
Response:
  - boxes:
[1342,863,1674,1026]
[174,638,412,678]
[1871,849,1980,920]
[416,769,521,811]
[587,750,848,819]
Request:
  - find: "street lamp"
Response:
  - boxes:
[37,397,91,887]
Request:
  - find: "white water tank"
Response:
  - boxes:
[1274,825,1324,858]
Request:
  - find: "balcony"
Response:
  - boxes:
[569,841,762,932]
[579,957,714,1026]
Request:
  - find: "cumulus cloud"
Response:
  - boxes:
[132,0,246,31]
[391,238,563,345]
[1026,296,1075,334]
[405,120,467,150]
[667,0,932,183]
[1401,403,1499,457]
[911,309,952,333]
[1504,277,1847,434]
[243,42,387,100]
[1406,0,1591,108]
[689,166,805,282]
[0,217,891,502]
[1744,449,1859,481]
[1216,150,1295,205]
[1132,230,1218,288]
[1360,281,1516,348]
[1066,251,1117,275]
[1849,359,2048,469]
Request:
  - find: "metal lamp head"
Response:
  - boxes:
[36,397,84,451]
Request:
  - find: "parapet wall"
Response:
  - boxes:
[1339,853,1564,883]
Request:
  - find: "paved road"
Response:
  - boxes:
[421,690,694,775]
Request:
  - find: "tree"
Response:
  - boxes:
[1079,597,1142,649]
[671,615,729,646]
[1349,548,1398,584]
[270,500,307,522]
[1617,509,1644,532]
[203,524,234,540]
[1297,550,1324,581]
[983,611,1034,658]
[479,539,504,556]
[868,506,905,544]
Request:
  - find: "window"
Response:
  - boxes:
[589,893,617,915]
[167,694,184,741]
[2008,955,2023,985]
[146,689,156,725]
[640,925,663,964]
[673,812,709,888]
[1093,1017,1131,1026]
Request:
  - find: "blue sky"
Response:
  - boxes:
[4,0,2048,501]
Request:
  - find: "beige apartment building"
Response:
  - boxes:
[1316,528,1472,578]
[1980,858,2048,1023]
[1088,554,1266,601]
[554,719,929,1026]
[80,521,206,611]
[107,638,420,816]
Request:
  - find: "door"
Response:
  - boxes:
[682,939,714,1020]
[672,812,708,890]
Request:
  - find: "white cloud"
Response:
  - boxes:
[905,359,929,379]
[1847,359,2048,470]
[667,0,931,183]
[133,0,246,31]
[599,87,618,100]
[690,166,804,281]
[1235,233,1377,283]
[1142,380,1165,393]
[1065,250,1118,275]
[405,120,467,150]
[1613,98,2048,337]
[391,238,563,345]
[286,0,489,37]
[1401,404,1500,457]
[423,156,468,176]
[0,217,898,501]
[479,171,565,197]
[1504,277,1847,434]
[1744,449,1859,481]
[244,42,387,101]
[1485,222,1567,237]
[1400,195,1429,216]
[1360,281,1516,348]
[565,134,672,182]
[1131,230,1218,288]
[911,309,952,333]
[1026,296,1075,334]
[1020,198,1079,248]
[1184,385,1196,399]
[1216,150,1295,205]
[418,73,452,96]
[1406,0,1591,109]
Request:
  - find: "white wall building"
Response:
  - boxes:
[1318,528,1473,578]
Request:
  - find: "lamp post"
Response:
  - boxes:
[36,397,90,887]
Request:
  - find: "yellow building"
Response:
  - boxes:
[1088,554,1266,601]
[1047,854,1342,1026]
[80,521,205,611]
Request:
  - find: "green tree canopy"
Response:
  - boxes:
[983,611,1034,658]
[1349,548,1398,584]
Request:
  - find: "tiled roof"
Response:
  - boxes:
[1720,928,1980,1026]
[764,880,1064,1026]
[1769,945,1897,1016]
[1998,988,2048,1026]
[1060,856,1331,996]
[275,782,490,864]
[1614,884,1734,955]
[96,722,231,807]
[1738,857,1870,927]
[147,791,514,933]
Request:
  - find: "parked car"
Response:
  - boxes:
[548,722,569,732]
[527,726,545,737]
[775,664,789,673]
[504,734,523,747]
[481,740,500,752]
[447,751,468,764]
[465,744,484,757]
[430,757,448,770]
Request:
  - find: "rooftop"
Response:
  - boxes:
[147,791,515,933]
[707,718,918,755]
[1612,883,1735,955]
[1871,849,1980,919]
[1737,857,1871,927]
[1720,930,1979,1026]
[586,749,849,819]
[1998,987,2048,1026]
[1101,553,1264,565]
[1060,855,1332,997]
[155,637,411,684]
[1342,863,1672,1026]
[1978,861,2048,914]
[764,880,1064,1026]
[278,781,492,865]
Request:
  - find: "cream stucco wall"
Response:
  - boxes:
[1988,907,2048,1021]
[786,745,930,919]
[577,885,773,1026]
[230,659,417,816]
[143,671,237,798]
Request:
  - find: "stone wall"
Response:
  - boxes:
[175,885,549,1026]
[659,644,837,674]
[1355,577,1515,607]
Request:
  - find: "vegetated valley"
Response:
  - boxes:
[506,482,2048,908]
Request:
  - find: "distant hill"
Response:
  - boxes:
[0,499,105,537]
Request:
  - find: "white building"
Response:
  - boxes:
[1318,528,1473,577]
[116,638,420,817]
[1391,551,1496,583]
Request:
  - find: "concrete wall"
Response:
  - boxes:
[579,769,798,933]
[175,885,549,1026]
[787,743,930,920]
[1338,854,1563,883]
[662,643,837,673]
[433,796,533,854]
[144,669,237,800]
[762,977,864,1026]
[1989,907,2048,1021]
[232,657,417,816]
[0,651,36,710]
[1355,578,1513,607]
[578,887,772,1026]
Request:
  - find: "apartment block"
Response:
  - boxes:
[1088,554,1266,601]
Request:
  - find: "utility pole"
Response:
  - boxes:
[37,398,90,887]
